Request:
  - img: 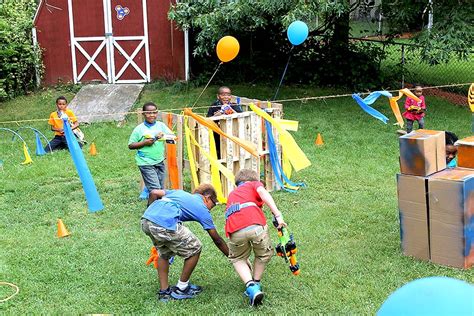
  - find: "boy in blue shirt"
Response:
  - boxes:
[141,184,230,302]
[128,102,174,191]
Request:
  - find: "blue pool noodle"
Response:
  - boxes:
[63,118,104,212]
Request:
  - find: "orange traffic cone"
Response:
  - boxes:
[315,133,324,146]
[89,142,97,156]
[57,219,70,238]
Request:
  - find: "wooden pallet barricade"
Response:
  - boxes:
[136,97,284,197]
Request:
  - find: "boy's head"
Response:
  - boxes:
[217,86,232,104]
[56,96,68,111]
[414,85,423,97]
[235,169,259,185]
[446,144,457,164]
[193,184,218,210]
[142,102,158,124]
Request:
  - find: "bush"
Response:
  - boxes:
[0,0,41,101]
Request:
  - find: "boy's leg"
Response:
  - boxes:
[406,119,414,133]
[157,256,170,290]
[45,136,64,152]
[179,252,201,284]
[154,161,166,190]
[250,226,273,281]
[139,165,161,190]
[170,224,203,299]
[418,117,425,129]
[228,230,253,284]
[141,219,175,291]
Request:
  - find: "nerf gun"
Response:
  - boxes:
[220,103,235,115]
[272,216,300,275]
[144,134,177,144]
[408,105,424,114]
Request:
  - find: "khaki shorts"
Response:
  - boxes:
[141,219,202,260]
[228,225,273,263]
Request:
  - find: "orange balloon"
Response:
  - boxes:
[216,36,240,63]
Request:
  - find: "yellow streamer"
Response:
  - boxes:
[468,83,474,112]
[389,98,405,128]
[184,117,199,188]
[186,125,235,190]
[209,128,227,203]
[275,119,299,131]
[21,142,33,165]
[282,151,293,180]
[249,103,311,172]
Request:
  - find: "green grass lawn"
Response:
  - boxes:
[0,83,473,313]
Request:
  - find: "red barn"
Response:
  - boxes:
[33,0,188,85]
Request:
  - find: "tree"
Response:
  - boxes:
[168,0,380,88]
[169,0,472,87]
[381,0,473,64]
[0,0,41,100]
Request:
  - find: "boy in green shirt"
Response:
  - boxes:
[128,102,174,191]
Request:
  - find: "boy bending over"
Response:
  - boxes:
[141,184,229,302]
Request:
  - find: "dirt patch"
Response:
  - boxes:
[423,88,467,106]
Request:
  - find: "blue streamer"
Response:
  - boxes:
[352,93,389,124]
[265,120,305,192]
[363,91,392,105]
[35,132,47,156]
[63,118,104,212]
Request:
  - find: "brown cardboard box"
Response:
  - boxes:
[399,129,446,176]
[397,174,430,260]
[456,136,474,169]
[428,168,474,269]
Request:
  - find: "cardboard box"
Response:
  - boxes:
[399,129,446,176]
[456,136,474,169]
[428,168,474,269]
[397,174,430,260]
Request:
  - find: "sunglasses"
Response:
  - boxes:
[209,197,219,207]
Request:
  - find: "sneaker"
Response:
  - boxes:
[171,285,198,300]
[188,283,203,295]
[397,129,407,135]
[157,288,172,302]
[245,283,264,306]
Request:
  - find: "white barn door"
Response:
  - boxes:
[68,0,150,83]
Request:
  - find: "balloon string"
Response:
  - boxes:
[272,46,294,101]
[191,62,223,109]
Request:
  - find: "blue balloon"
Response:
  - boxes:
[378,277,474,316]
[287,21,309,46]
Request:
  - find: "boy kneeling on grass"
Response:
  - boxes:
[224,169,287,306]
[141,184,229,302]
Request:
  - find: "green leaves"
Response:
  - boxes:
[0,0,41,101]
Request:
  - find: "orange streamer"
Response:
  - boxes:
[183,108,259,157]
[166,114,180,189]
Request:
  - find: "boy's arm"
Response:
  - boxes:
[420,96,426,109]
[70,120,79,130]
[206,229,229,256]
[147,189,166,206]
[128,138,155,149]
[128,128,155,149]
[256,186,286,228]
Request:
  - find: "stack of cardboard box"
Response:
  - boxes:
[397,130,474,269]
